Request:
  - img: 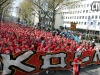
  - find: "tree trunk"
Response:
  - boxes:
[51,9,55,32]
[0,9,3,21]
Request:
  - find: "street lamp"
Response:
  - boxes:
[16,7,21,23]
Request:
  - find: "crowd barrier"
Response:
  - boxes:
[0,50,100,75]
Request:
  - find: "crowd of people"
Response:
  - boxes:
[0,22,99,54]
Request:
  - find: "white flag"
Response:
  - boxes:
[92,20,97,28]
[87,17,91,29]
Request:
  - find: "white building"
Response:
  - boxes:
[61,0,100,32]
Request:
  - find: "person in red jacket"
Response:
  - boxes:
[73,55,82,75]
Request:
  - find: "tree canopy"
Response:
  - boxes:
[18,0,34,24]
[18,0,81,30]
[0,0,13,20]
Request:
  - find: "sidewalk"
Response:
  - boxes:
[95,43,100,48]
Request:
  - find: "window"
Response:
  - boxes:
[80,16,81,19]
[75,16,76,19]
[84,22,86,25]
[88,16,90,18]
[87,4,89,7]
[92,16,94,19]
[80,10,82,13]
[95,15,97,19]
[82,22,83,24]
[82,16,84,19]
[98,22,100,25]
[99,16,100,19]
[77,16,78,19]
[91,22,93,25]
[78,11,80,13]
[83,10,85,13]
[86,10,88,13]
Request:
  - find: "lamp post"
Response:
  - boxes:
[16,7,21,23]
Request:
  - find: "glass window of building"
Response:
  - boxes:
[82,22,83,24]
[86,10,88,13]
[98,22,99,25]
[80,16,81,19]
[88,16,90,18]
[83,10,85,13]
[98,22,100,25]
[62,16,63,19]
[75,16,76,19]
[82,16,84,19]
[77,16,78,19]
[78,11,79,13]
[99,16,100,19]
[92,16,94,19]
[91,22,93,25]
[95,15,97,19]
[84,22,86,25]
[87,4,89,7]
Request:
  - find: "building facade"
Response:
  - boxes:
[61,0,100,31]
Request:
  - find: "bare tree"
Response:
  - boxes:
[31,0,81,31]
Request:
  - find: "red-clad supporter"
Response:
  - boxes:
[88,43,94,51]
[13,44,21,53]
[29,45,35,51]
[65,43,72,52]
[76,45,83,52]
[0,22,98,54]
[53,45,60,53]
[1,44,11,54]
[20,45,26,52]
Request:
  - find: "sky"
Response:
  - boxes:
[12,0,23,17]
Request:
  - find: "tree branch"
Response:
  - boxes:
[0,0,8,6]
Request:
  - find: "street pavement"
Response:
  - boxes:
[39,64,100,75]
[96,43,100,48]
